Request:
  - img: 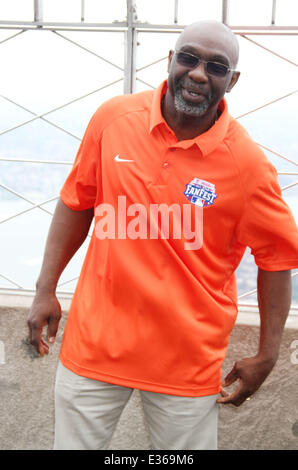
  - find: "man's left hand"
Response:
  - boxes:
[217,355,276,407]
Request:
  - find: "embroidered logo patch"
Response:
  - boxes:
[184,178,217,207]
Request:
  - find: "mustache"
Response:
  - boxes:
[176,78,211,99]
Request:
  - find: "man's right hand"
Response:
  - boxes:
[27,292,62,356]
[26,199,93,356]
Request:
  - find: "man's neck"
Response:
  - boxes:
[162,92,218,142]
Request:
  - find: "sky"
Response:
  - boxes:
[0,0,297,295]
[0,0,297,113]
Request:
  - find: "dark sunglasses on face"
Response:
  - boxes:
[175,50,235,77]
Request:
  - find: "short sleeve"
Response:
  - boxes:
[60,111,101,210]
[236,160,298,271]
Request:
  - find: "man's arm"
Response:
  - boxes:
[217,268,292,406]
[27,198,94,356]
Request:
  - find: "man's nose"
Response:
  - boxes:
[188,62,209,83]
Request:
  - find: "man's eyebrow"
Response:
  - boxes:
[179,45,230,65]
[211,54,230,65]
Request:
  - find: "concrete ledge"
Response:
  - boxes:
[0,302,298,450]
[0,289,73,312]
[1,289,298,329]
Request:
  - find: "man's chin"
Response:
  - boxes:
[174,96,210,117]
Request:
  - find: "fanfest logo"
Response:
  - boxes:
[184,178,217,207]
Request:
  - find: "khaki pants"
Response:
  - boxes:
[54,361,219,450]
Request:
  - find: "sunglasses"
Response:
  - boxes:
[175,50,235,77]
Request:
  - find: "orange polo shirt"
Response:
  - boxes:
[59,80,298,397]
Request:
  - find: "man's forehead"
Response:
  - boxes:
[179,42,230,64]
[175,21,239,66]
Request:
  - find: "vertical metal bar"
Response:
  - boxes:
[124,0,137,94]
[271,0,277,25]
[174,0,179,24]
[81,0,85,22]
[222,0,229,24]
[34,0,43,23]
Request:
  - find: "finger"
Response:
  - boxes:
[217,385,249,407]
[35,334,49,357]
[219,388,229,396]
[29,324,42,352]
[221,364,240,387]
[216,389,228,402]
[28,322,33,344]
[46,316,60,343]
[28,320,48,356]
[40,337,50,356]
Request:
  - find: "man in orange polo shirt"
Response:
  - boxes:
[28,20,298,450]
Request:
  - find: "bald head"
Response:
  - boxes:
[165,19,241,128]
[176,20,239,68]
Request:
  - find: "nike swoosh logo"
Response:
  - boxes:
[114,154,134,163]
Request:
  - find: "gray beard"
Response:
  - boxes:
[174,81,211,116]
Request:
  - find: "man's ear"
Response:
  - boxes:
[226,71,240,93]
[167,50,174,73]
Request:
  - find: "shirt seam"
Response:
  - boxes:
[222,137,261,249]
[220,138,248,274]
[94,106,150,147]
[222,138,247,212]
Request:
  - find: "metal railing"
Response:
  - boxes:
[0,0,297,309]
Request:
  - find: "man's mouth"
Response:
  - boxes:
[182,87,206,102]
[188,90,203,97]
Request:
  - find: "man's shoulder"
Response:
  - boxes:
[223,116,278,191]
[225,117,269,167]
[91,88,154,129]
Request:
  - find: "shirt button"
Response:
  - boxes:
[163,162,170,169]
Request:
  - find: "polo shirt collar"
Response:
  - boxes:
[149,80,231,157]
